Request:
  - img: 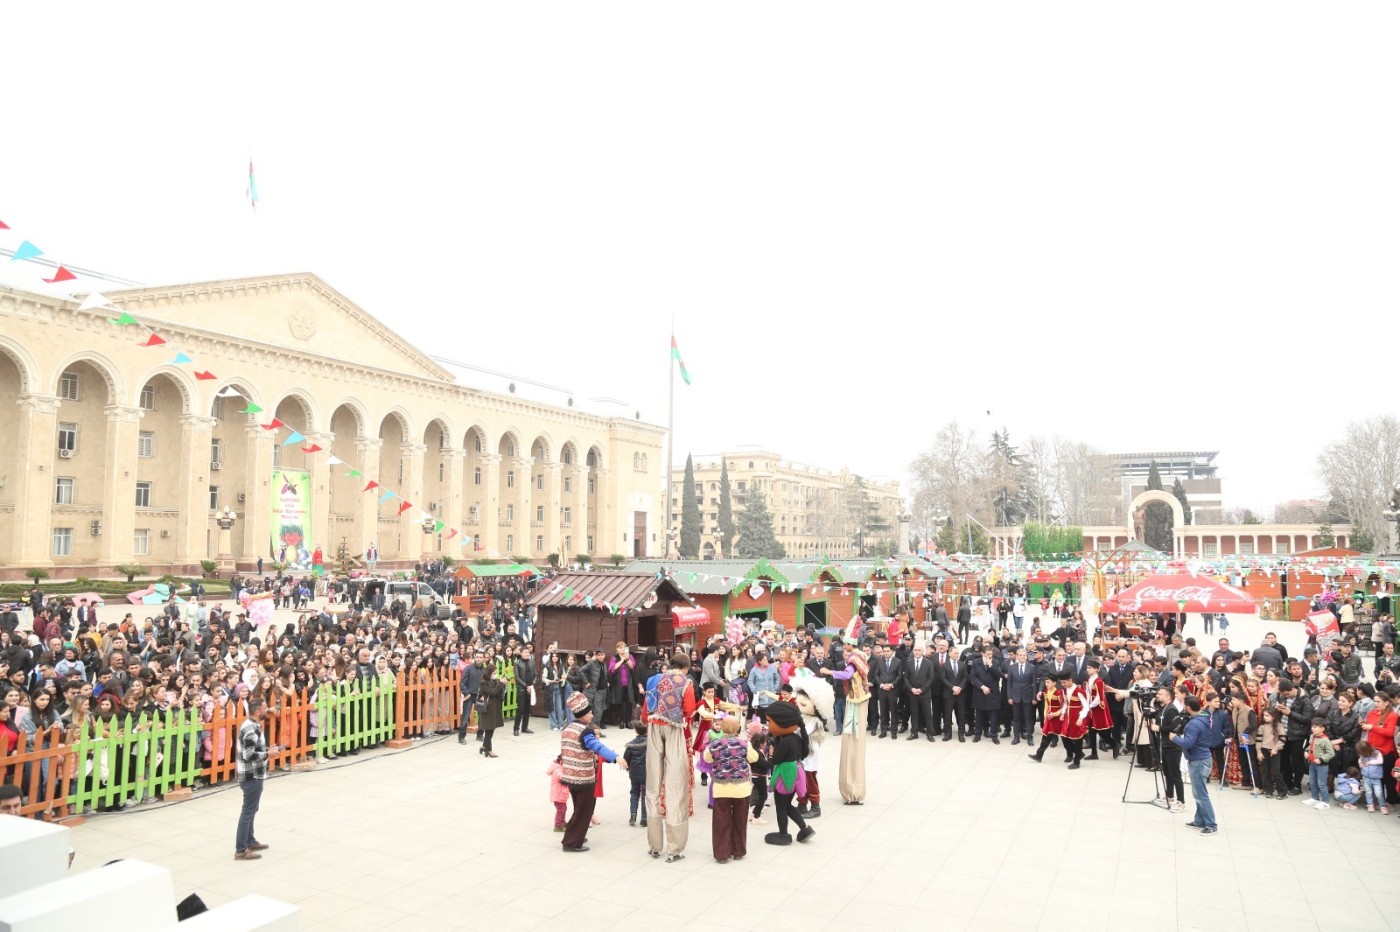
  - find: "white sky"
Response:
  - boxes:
[2,3,1396,516]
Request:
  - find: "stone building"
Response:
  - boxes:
[669,451,904,559]
[0,274,664,578]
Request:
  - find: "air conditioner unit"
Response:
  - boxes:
[210,461,222,470]
[237,492,247,502]
[429,502,439,512]
[160,529,170,538]
[469,504,479,515]
[58,449,74,459]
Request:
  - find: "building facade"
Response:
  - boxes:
[1104,450,1223,524]
[0,274,664,578]
[668,451,904,559]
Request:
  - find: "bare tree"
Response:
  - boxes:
[1274,499,1325,524]
[1051,438,1120,526]
[1318,415,1400,550]
[1022,435,1060,525]
[910,420,994,537]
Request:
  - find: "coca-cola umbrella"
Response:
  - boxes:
[1101,574,1256,615]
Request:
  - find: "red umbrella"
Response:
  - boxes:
[1101,574,1256,615]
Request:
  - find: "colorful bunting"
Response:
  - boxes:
[242,402,263,414]
[110,312,138,326]
[281,431,305,446]
[363,480,380,492]
[300,444,323,454]
[172,352,193,364]
[325,454,344,467]
[434,520,445,533]
[194,371,217,380]
[42,266,76,284]
[397,501,413,515]
[217,386,244,398]
[10,241,42,262]
[139,333,166,347]
[378,490,395,503]
[78,292,110,311]
[346,469,362,478]
[260,418,285,430]
[446,528,459,539]
[0,219,8,230]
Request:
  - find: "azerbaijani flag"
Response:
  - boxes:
[247,159,259,211]
[670,335,691,385]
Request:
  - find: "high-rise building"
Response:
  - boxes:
[1104,450,1222,523]
[668,451,904,559]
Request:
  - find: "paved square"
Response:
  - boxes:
[63,720,1400,932]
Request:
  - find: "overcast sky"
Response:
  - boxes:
[2,3,1395,517]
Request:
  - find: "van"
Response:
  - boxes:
[374,579,451,619]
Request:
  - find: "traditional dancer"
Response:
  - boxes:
[1083,659,1116,760]
[761,700,814,845]
[1062,672,1090,770]
[644,653,698,863]
[791,675,834,819]
[558,692,627,853]
[1028,669,1068,763]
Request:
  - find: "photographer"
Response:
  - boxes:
[1152,685,1186,813]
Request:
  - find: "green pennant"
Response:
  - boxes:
[564,587,575,599]
[110,312,138,326]
[434,520,445,533]
[242,402,263,414]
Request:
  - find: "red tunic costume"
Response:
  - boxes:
[1042,685,1067,737]
[1061,685,1089,740]
[1085,676,1114,732]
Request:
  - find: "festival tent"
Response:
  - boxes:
[1101,574,1256,615]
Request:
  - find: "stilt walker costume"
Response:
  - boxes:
[829,624,871,804]
[644,653,698,863]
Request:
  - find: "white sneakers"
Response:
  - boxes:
[1316,802,1331,810]
[1303,798,1331,810]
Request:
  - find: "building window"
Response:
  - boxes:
[535,474,544,491]
[473,467,482,486]
[506,504,515,522]
[535,505,545,522]
[562,507,572,525]
[209,486,219,509]
[55,477,74,505]
[1276,539,1289,554]
[564,536,572,553]
[133,529,150,556]
[211,396,222,419]
[137,431,154,458]
[588,477,595,494]
[564,476,572,493]
[52,527,73,556]
[505,535,514,552]
[587,536,594,552]
[58,423,78,453]
[139,384,156,410]
[135,481,151,508]
[536,535,544,551]
[1203,541,1218,557]
[438,462,445,481]
[506,470,515,489]
[59,372,79,401]
[211,438,223,466]
[272,445,281,469]
[474,435,484,453]
[1240,540,1254,555]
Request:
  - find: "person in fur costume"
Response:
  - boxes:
[761,700,813,845]
[791,672,834,818]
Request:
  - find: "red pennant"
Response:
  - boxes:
[140,333,166,347]
[397,501,413,515]
[260,418,286,431]
[446,528,459,540]
[194,370,217,381]
[0,219,8,230]
[363,480,380,492]
[43,266,76,284]
[299,444,323,454]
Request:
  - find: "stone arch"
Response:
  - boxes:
[497,429,522,460]
[326,398,371,439]
[134,364,198,415]
[586,445,605,471]
[209,377,264,418]
[462,422,491,455]
[559,439,581,466]
[51,350,126,405]
[1129,489,1185,557]
[423,413,456,449]
[378,405,415,442]
[0,335,41,395]
[529,434,553,462]
[270,389,321,433]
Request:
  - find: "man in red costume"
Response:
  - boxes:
[1062,673,1090,770]
[1082,658,1116,760]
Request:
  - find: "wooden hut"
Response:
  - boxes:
[528,572,706,657]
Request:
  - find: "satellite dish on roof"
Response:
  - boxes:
[508,383,516,394]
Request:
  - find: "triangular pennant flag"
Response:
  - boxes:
[78,292,110,311]
[299,444,323,454]
[363,480,380,492]
[110,312,139,326]
[346,469,362,478]
[217,386,243,397]
[563,587,575,599]
[446,528,459,540]
[42,266,76,284]
[552,584,564,594]
[242,402,263,414]
[434,520,445,533]
[379,490,395,503]
[10,241,42,262]
[172,352,193,364]
[325,455,344,467]
[0,219,8,230]
[194,371,217,380]
[584,595,594,608]
[397,501,413,514]
[260,418,285,430]
[281,430,305,446]
[139,333,166,347]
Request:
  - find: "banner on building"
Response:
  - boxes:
[270,469,313,568]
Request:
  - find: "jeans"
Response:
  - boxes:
[1187,757,1217,829]
[832,694,846,735]
[629,779,647,822]
[1336,791,1361,805]
[1363,777,1383,807]
[1308,763,1330,803]
[236,779,263,852]
[549,685,567,730]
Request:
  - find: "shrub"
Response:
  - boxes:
[115,564,148,583]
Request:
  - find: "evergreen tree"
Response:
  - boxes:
[1170,477,1193,526]
[1317,524,1336,547]
[1144,461,1174,552]
[989,429,1028,526]
[717,459,736,559]
[936,517,989,555]
[735,486,786,559]
[679,454,701,559]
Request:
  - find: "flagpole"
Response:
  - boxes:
[665,317,676,561]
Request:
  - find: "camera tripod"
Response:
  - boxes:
[1121,699,1171,809]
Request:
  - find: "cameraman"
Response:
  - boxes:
[1152,685,1186,812]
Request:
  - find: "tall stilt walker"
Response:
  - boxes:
[644,652,698,863]
[831,626,871,804]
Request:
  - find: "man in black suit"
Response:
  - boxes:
[871,645,902,739]
[1069,642,1090,685]
[969,644,1004,744]
[1005,645,1038,745]
[1047,647,1071,684]
[1103,647,1134,752]
[956,599,973,644]
[903,643,938,741]
[934,639,969,742]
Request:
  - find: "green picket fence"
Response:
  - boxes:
[495,659,519,719]
[69,711,206,814]
[314,677,398,758]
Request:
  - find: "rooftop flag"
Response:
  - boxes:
[247,159,258,211]
[670,335,691,385]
